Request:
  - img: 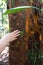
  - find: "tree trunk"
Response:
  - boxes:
[7,0,31,65]
[7,0,43,65]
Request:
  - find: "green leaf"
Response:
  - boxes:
[3,6,40,15]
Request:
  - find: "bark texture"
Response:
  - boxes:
[7,0,43,65]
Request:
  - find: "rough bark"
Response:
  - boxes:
[7,0,31,65]
[7,0,43,65]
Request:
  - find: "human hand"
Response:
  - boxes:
[8,30,20,41]
[2,30,20,43]
[0,30,20,53]
[9,30,20,42]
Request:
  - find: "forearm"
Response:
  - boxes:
[0,34,9,54]
[0,30,20,54]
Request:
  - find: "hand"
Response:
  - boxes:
[2,30,20,43]
[0,30,20,53]
[9,30,20,42]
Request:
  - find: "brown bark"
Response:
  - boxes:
[7,0,31,65]
[7,0,43,65]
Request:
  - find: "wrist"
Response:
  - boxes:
[2,33,10,44]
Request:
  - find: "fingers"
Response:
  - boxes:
[14,34,20,37]
[8,30,20,42]
[11,30,20,36]
[10,30,20,39]
[14,38,17,40]
[11,30,20,34]
[12,30,20,34]
[14,31,20,35]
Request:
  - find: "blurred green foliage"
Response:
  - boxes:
[0,0,9,38]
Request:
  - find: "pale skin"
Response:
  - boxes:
[0,30,20,53]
